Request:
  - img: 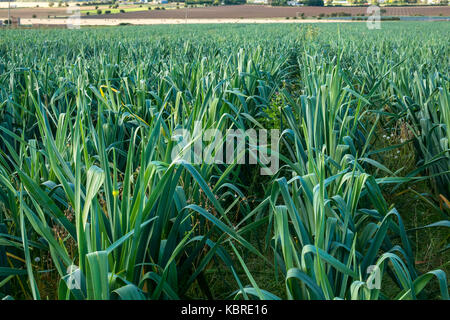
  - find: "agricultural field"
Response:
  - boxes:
[83,5,450,19]
[1,4,450,20]
[0,22,449,301]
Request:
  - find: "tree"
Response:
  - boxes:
[271,0,287,5]
[223,0,246,4]
[306,0,324,5]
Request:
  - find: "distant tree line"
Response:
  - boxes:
[271,0,324,6]
[184,0,214,4]
[176,0,246,4]
[77,1,116,6]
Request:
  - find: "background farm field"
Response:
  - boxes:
[1,4,449,22]
[0,22,449,300]
[82,5,450,19]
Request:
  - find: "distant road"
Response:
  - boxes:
[22,18,359,26]
[0,2,51,8]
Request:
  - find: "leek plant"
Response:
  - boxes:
[257,58,448,300]
[0,23,448,300]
